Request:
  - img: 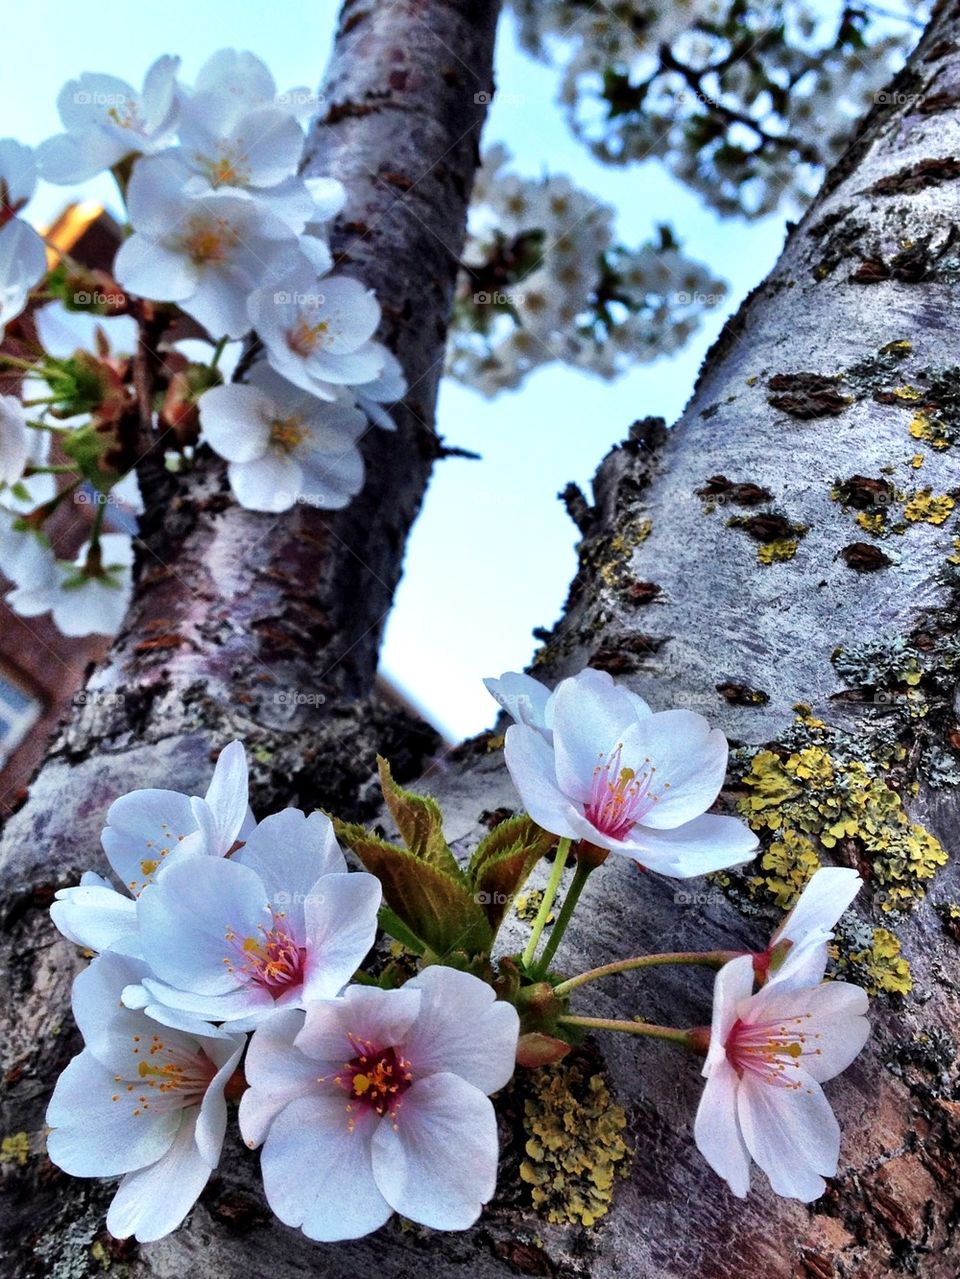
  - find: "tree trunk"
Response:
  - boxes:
[3,3,960,1277]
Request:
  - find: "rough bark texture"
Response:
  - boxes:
[4,3,960,1278]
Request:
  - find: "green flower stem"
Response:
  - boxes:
[557,1014,694,1048]
[552,949,742,999]
[24,464,80,476]
[520,837,571,971]
[210,336,229,370]
[533,859,595,977]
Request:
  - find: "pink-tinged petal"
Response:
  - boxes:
[194,1034,245,1167]
[371,1073,498,1230]
[139,977,276,1024]
[550,673,649,799]
[50,883,137,952]
[625,709,728,829]
[239,1008,322,1148]
[106,1110,211,1242]
[747,981,869,1083]
[403,967,519,1095]
[619,812,758,878]
[234,809,347,939]
[694,1057,751,1197]
[704,955,756,1074]
[737,1068,840,1201]
[261,1095,392,1240]
[483,672,553,735]
[301,872,381,1000]
[503,724,581,840]
[46,1051,180,1176]
[296,986,421,1063]
[137,856,271,996]
[101,788,202,895]
[771,868,862,947]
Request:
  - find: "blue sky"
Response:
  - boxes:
[9,2,847,739]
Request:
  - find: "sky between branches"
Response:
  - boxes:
[8,0,914,738]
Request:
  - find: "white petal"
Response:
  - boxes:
[239,1008,317,1148]
[106,1110,211,1242]
[771,867,862,948]
[137,856,272,996]
[50,883,137,952]
[195,1035,245,1167]
[113,234,197,303]
[627,709,729,829]
[737,1070,840,1201]
[748,980,869,1083]
[372,1073,497,1230]
[483,672,552,735]
[403,966,519,1094]
[296,986,421,1063]
[703,955,755,1075]
[694,1057,751,1196]
[101,788,202,895]
[233,809,346,939]
[503,724,581,840]
[198,384,271,463]
[620,812,758,878]
[261,1095,392,1240]
[228,453,302,512]
[301,872,381,1000]
[202,739,250,853]
[46,1051,179,1176]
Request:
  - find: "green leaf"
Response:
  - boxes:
[378,905,426,956]
[344,830,492,960]
[377,756,466,883]
[467,814,554,881]
[468,816,555,934]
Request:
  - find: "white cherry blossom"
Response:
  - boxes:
[46,949,245,1242]
[198,364,367,513]
[239,966,519,1239]
[694,954,869,1201]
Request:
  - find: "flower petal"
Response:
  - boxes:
[503,724,581,840]
[301,871,381,1000]
[694,1057,751,1197]
[371,1073,498,1230]
[737,1069,840,1201]
[261,1095,392,1241]
[106,1110,212,1242]
[239,1008,319,1148]
[619,812,758,878]
[402,966,519,1094]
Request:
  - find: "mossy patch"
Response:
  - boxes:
[832,923,913,995]
[519,1061,630,1227]
[0,1131,30,1166]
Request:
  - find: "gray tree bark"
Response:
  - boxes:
[3,2,960,1277]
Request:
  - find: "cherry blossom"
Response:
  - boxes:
[239,966,519,1239]
[0,140,48,339]
[8,531,133,637]
[38,56,181,184]
[694,954,869,1201]
[129,809,382,1026]
[46,949,245,1242]
[501,666,757,875]
[51,740,253,954]
[198,363,367,512]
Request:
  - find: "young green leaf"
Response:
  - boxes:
[377,756,466,884]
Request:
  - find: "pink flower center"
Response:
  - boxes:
[583,743,665,840]
[726,1013,822,1089]
[110,1031,216,1118]
[224,912,306,997]
[332,1036,414,1129]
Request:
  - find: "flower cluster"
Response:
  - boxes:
[0,49,405,637]
[449,145,725,395]
[507,0,924,217]
[48,668,873,1243]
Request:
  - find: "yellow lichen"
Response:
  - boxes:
[910,453,924,469]
[0,1132,29,1166]
[947,538,960,566]
[598,519,653,592]
[515,889,553,924]
[520,1063,630,1227]
[757,538,799,565]
[909,411,952,451]
[856,511,886,535]
[892,385,922,402]
[739,732,947,913]
[836,927,912,996]
[903,489,955,525]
